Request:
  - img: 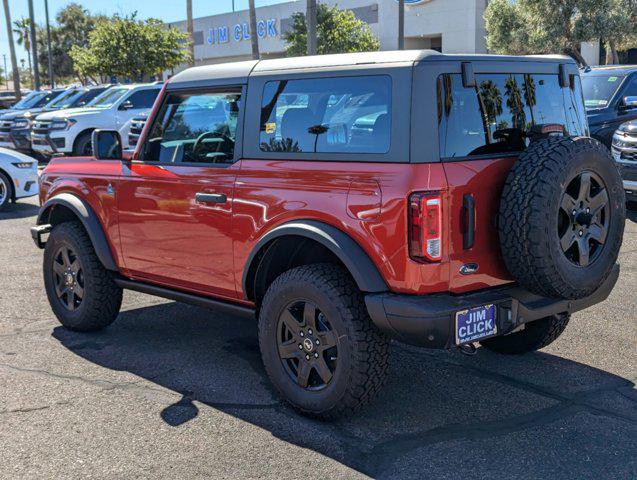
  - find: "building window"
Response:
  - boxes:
[259,76,392,154]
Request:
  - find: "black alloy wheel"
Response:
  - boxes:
[558,170,609,267]
[277,300,338,390]
[52,244,85,311]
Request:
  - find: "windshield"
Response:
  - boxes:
[582,74,626,109]
[45,89,81,109]
[87,87,128,108]
[12,91,48,110]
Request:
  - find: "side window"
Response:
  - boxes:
[141,90,241,165]
[622,75,637,98]
[259,76,391,154]
[438,73,587,158]
[127,89,160,109]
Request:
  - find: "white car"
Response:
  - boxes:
[0,147,39,210]
[31,83,161,157]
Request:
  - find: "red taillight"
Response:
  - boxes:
[409,192,442,262]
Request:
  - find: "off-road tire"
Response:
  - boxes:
[499,136,625,300]
[0,171,13,211]
[44,221,122,331]
[258,264,390,419]
[480,313,570,355]
[73,132,93,157]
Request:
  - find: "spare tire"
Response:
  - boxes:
[499,136,625,300]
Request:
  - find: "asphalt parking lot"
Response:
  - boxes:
[0,195,635,480]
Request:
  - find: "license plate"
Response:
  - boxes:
[455,304,497,345]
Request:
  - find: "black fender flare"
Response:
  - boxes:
[37,193,118,272]
[242,220,388,299]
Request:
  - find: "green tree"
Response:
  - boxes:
[283,4,380,56]
[35,3,102,84]
[70,15,191,81]
[484,0,636,65]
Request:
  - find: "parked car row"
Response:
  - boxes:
[0,82,161,159]
[582,65,637,203]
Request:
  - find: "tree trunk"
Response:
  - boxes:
[611,40,619,64]
[248,0,259,60]
[605,40,620,65]
[398,0,405,50]
[186,0,195,67]
[2,0,21,99]
[566,46,587,67]
[27,0,40,90]
[307,0,317,55]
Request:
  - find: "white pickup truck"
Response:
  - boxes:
[31,83,161,157]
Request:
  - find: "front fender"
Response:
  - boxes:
[37,192,118,272]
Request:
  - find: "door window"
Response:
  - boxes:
[126,88,160,109]
[141,90,241,164]
[259,76,391,154]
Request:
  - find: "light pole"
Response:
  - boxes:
[44,0,54,88]
[398,0,405,50]
[307,0,317,56]
[27,0,40,90]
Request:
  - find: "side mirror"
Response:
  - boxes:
[119,100,133,111]
[92,130,122,160]
[620,96,637,111]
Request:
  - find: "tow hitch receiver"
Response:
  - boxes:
[30,224,52,249]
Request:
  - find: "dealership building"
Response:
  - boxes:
[169,0,608,70]
[170,0,490,67]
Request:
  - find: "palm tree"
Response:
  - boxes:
[2,0,21,99]
[522,74,536,125]
[248,0,260,59]
[478,80,503,144]
[13,18,32,83]
[505,76,526,130]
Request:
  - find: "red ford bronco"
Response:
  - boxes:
[32,51,626,418]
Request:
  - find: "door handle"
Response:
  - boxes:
[195,192,227,204]
[462,193,475,250]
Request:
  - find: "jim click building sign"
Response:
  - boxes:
[207,19,279,45]
[169,0,495,69]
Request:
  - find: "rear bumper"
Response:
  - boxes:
[365,264,619,349]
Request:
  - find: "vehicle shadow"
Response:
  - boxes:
[52,301,636,479]
[0,201,39,220]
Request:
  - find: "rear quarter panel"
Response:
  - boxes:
[233,159,451,296]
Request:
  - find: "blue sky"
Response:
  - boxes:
[0,0,291,71]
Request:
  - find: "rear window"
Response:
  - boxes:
[259,76,391,154]
[437,73,587,159]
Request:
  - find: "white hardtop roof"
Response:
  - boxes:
[168,50,574,86]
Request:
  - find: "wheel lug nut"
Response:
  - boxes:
[315,339,320,345]
[579,230,583,236]
[572,209,576,215]
[305,354,310,360]
[308,329,313,335]
[586,207,590,213]
[300,332,304,337]
[298,344,303,350]
[314,352,319,358]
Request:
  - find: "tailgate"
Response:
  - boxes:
[443,158,515,293]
